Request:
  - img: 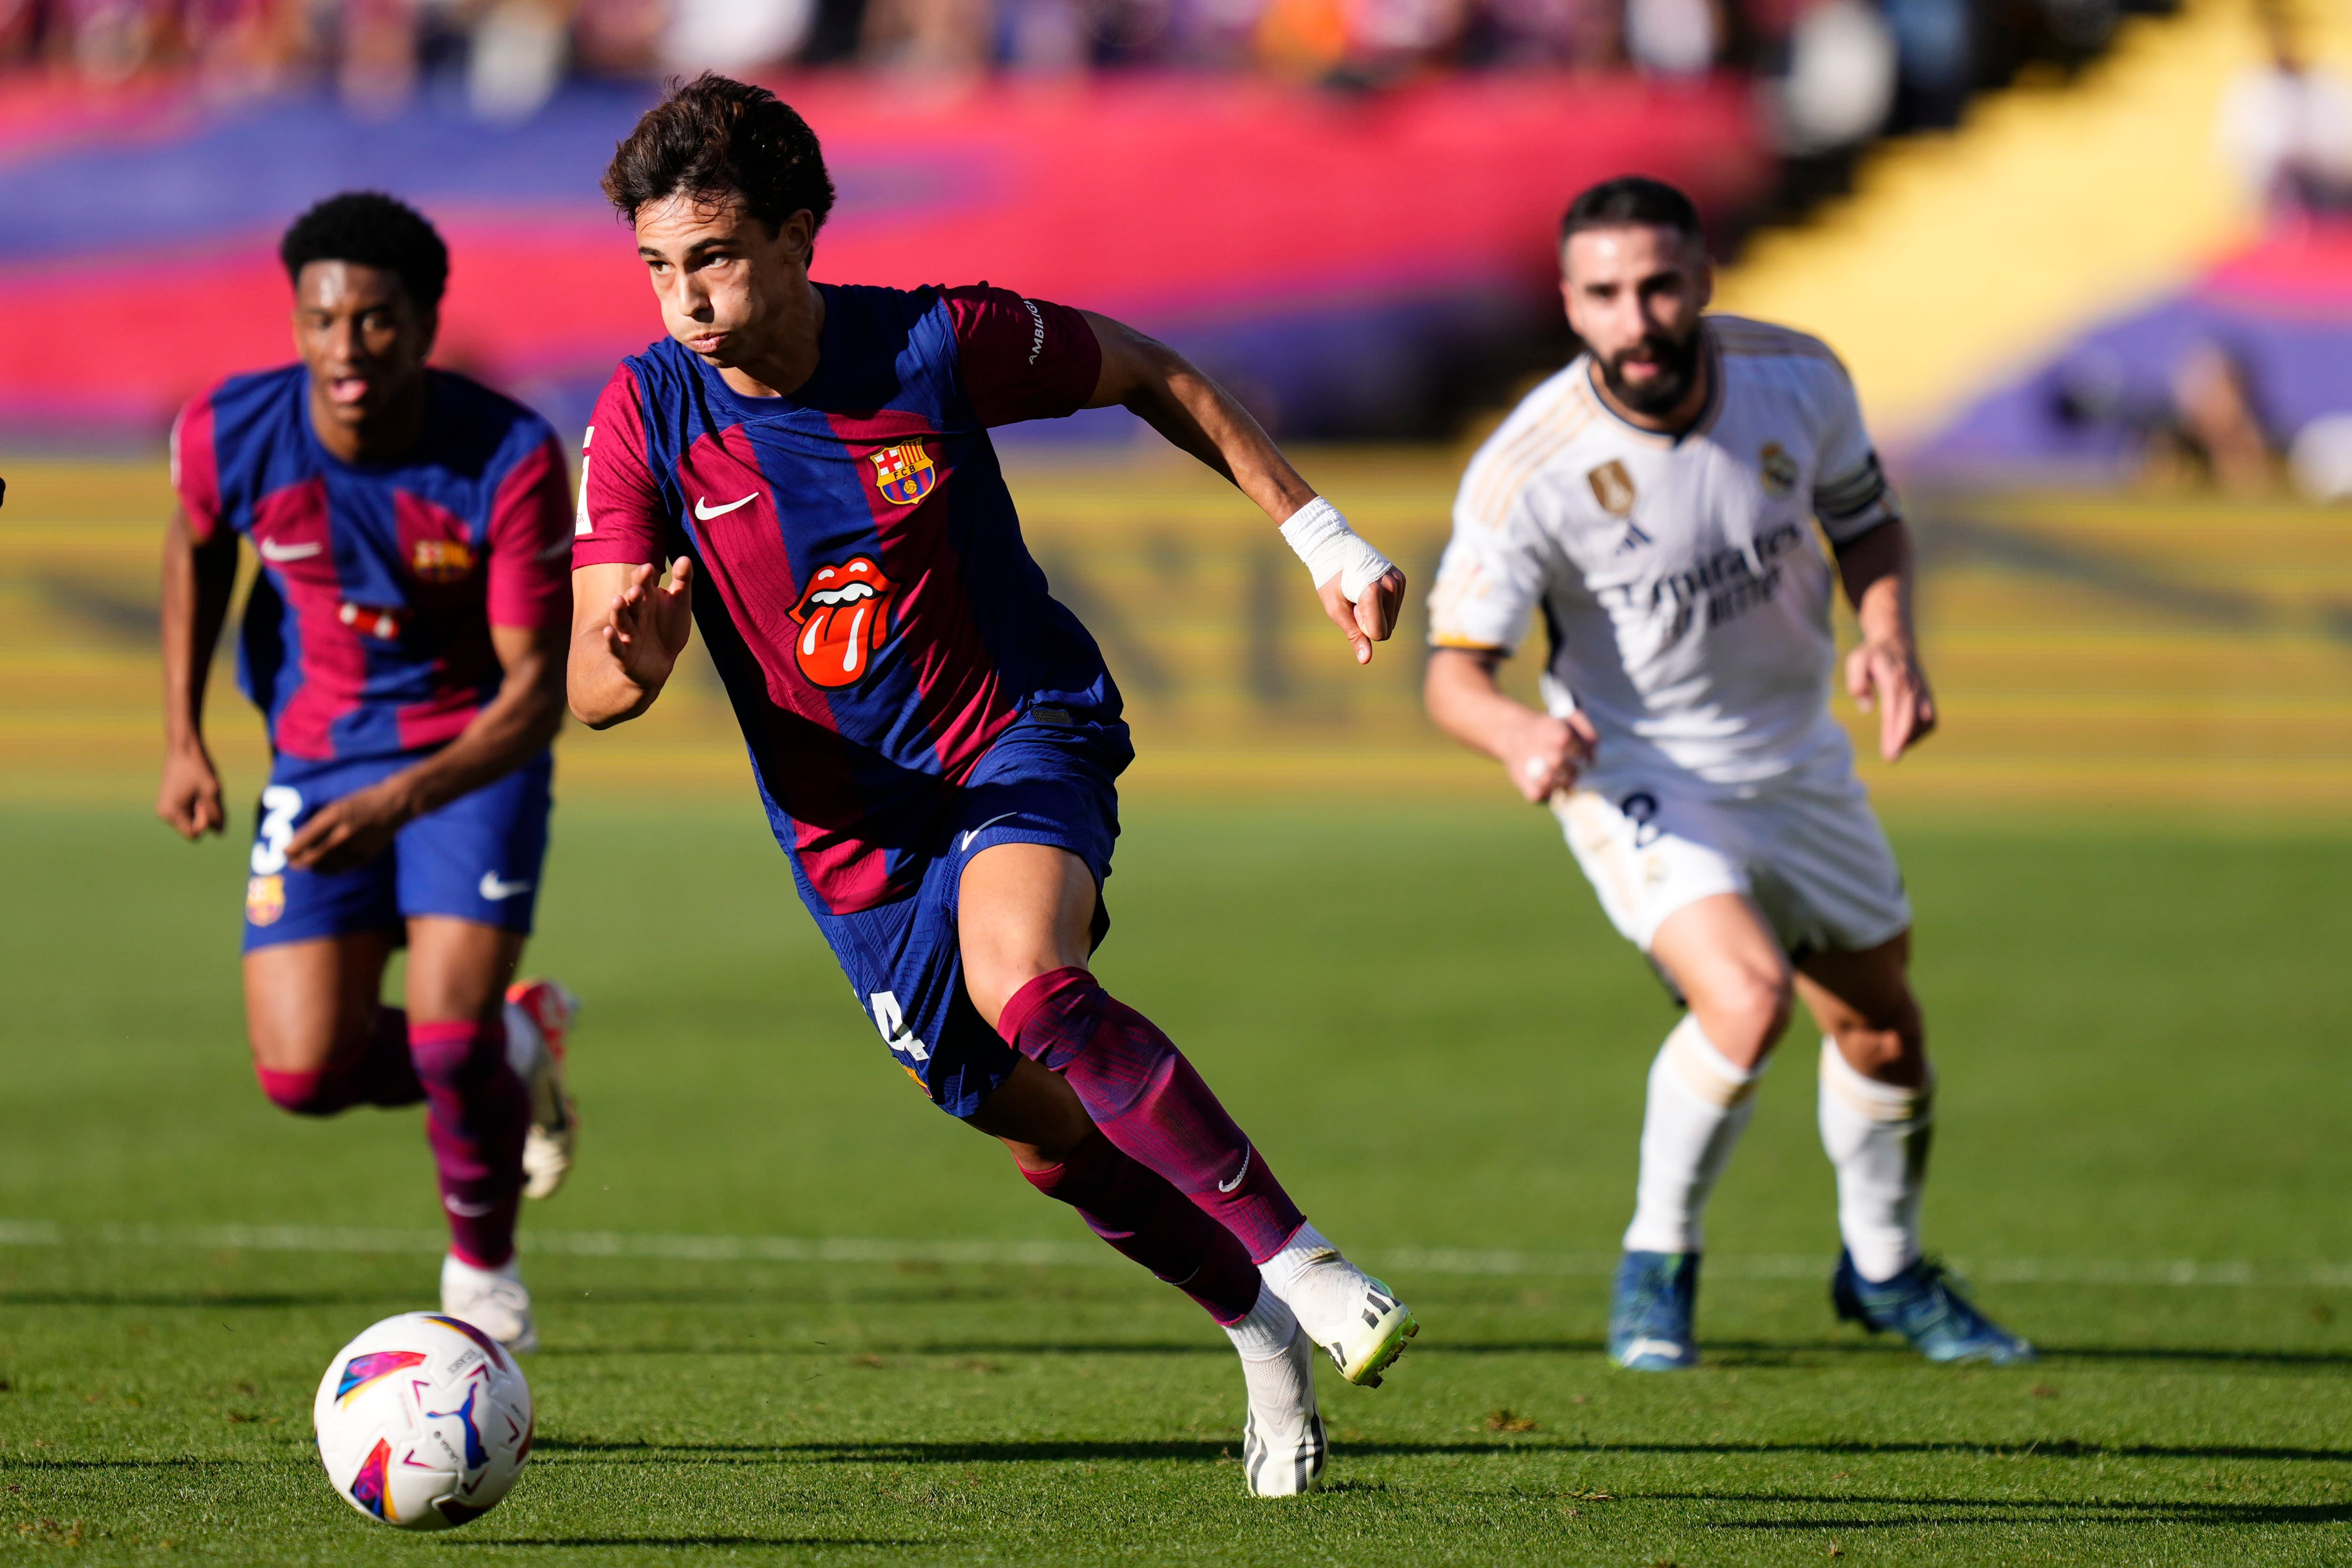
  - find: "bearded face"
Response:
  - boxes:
[1594,324,1705,417]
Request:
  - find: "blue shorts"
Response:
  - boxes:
[808,714,1129,1120]
[241,750,554,953]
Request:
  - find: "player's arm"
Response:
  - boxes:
[1832,519,1935,762]
[1078,310,1406,666]
[157,504,238,840]
[1424,647,1597,805]
[284,621,567,874]
[567,558,693,728]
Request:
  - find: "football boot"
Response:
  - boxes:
[441,1252,538,1355]
[1280,1246,1418,1388]
[1832,1250,2035,1365]
[1240,1323,1327,1498]
[504,979,579,1201]
[1608,1250,1700,1370]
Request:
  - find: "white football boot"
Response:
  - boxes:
[1240,1322,1327,1497]
[504,979,579,1201]
[1263,1225,1418,1388]
[441,1251,537,1354]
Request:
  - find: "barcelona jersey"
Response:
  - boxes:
[171,366,574,763]
[572,282,1118,917]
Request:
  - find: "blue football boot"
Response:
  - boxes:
[1831,1250,2035,1365]
[1607,1251,1700,1370]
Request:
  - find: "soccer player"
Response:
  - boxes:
[1424,177,2032,1369]
[567,75,1417,1496]
[157,192,580,1353]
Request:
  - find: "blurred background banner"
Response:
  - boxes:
[0,72,1767,443]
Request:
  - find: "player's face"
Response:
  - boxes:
[633,195,818,368]
[1560,225,1712,418]
[291,261,435,435]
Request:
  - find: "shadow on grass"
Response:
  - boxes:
[1656,1490,2352,1529]
[532,1436,2352,1466]
[458,1537,933,1550]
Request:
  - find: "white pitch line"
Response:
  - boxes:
[1,1221,2347,1289]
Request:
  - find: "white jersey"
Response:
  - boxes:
[1428,314,1900,787]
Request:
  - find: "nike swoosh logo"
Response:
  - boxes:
[1217,1145,1253,1194]
[694,493,758,520]
[959,812,1021,853]
[537,534,573,560]
[257,539,321,562]
[443,1194,498,1218]
[478,872,533,900]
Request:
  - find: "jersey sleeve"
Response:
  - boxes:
[572,365,672,570]
[1811,361,1900,546]
[941,285,1103,426]
[169,388,223,543]
[485,431,574,632]
[1427,472,1549,654]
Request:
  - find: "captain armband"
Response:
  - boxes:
[1814,451,1900,546]
[1277,497,1397,600]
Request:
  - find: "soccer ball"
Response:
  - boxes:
[311,1312,533,1530]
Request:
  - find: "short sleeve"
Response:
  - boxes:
[1811,362,1900,546]
[485,433,574,632]
[170,390,222,543]
[941,286,1103,426]
[572,366,671,570]
[1427,476,1549,654]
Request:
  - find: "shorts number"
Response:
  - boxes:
[869,991,932,1064]
[251,785,303,875]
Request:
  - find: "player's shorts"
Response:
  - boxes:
[805,710,1131,1121]
[1552,743,1910,962]
[241,749,555,953]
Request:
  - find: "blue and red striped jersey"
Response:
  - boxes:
[172,366,573,764]
[573,282,1115,915]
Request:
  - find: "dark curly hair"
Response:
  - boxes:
[602,73,836,253]
[279,191,449,308]
[1560,176,1702,245]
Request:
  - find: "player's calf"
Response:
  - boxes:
[409,1016,530,1272]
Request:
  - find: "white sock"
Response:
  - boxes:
[1621,1016,1764,1256]
[1224,1281,1303,1361]
[1257,1220,1338,1300]
[441,1250,522,1291]
[1817,1038,1933,1283]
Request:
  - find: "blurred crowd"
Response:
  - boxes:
[1,0,2173,146]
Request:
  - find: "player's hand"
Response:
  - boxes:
[604,557,694,693]
[1316,565,1406,667]
[285,782,409,875]
[1506,709,1597,804]
[1845,637,1937,761]
[156,740,226,841]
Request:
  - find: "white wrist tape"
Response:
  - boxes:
[1278,496,1395,601]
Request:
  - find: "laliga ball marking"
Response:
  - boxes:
[312,1312,533,1530]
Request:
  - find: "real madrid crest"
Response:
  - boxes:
[1587,460,1637,517]
[871,442,937,506]
[1758,441,1799,498]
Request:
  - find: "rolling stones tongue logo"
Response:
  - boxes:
[788,556,897,687]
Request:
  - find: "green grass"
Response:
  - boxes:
[4,793,2352,1565]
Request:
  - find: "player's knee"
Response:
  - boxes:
[1708,967,1795,1057]
[255,1065,342,1117]
[1828,1010,1924,1081]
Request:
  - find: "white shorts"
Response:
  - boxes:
[1553,750,1912,958]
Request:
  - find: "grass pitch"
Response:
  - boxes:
[3,793,2352,1565]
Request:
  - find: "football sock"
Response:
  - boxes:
[1000,967,1306,1265]
[1018,1130,1264,1323]
[409,1017,530,1271]
[1223,1280,1304,1360]
[1621,1015,1763,1256]
[1256,1221,1387,1354]
[1817,1038,1933,1283]
[254,1006,424,1115]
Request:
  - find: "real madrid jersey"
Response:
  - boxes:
[1427,315,1900,786]
[572,282,1117,917]
[171,366,573,764]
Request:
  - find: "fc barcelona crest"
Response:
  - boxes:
[871,443,937,506]
[246,874,286,927]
